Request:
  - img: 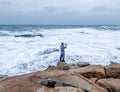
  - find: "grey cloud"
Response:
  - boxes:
[0,0,10,4]
[45,7,57,12]
[93,6,108,12]
[93,5,120,13]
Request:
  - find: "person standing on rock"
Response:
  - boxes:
[60,42,67,61]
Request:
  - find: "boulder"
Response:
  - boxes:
[57,61,70,70]
[77,62,90,67]
[0,72,42,92]
[105,63,120,78]
[34,70,107,92]
[97,78,120,92]
[69,65,106,78]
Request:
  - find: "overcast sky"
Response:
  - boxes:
[0,0,120,25]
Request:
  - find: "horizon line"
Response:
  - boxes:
[0,24,120,26]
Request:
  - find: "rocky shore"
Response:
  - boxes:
[0,61,120,92]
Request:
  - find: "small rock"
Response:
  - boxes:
[77,62,90,67]
[47,65,57,70]
[57,61,70,70]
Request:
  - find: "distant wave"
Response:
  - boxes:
[0,31,11,36]
[14,34,44,38]
[0,30,44,38]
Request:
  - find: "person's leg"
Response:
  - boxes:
[60,55,62,61]
[63,54,65,61]
[60,54,64,61]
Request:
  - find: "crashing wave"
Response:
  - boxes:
[37,48,59,55]
[14,34,44,38]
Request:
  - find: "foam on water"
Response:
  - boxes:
[0,26,120,75]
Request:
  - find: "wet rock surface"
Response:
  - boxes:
[68,65,106,78]
[0,61,120,92]
[97,78,120,92]
[105,62,120,78]
[57,61,70,70]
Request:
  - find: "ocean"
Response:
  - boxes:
[0,25,120,75]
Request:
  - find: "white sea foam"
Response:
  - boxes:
[0,28,120,75]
